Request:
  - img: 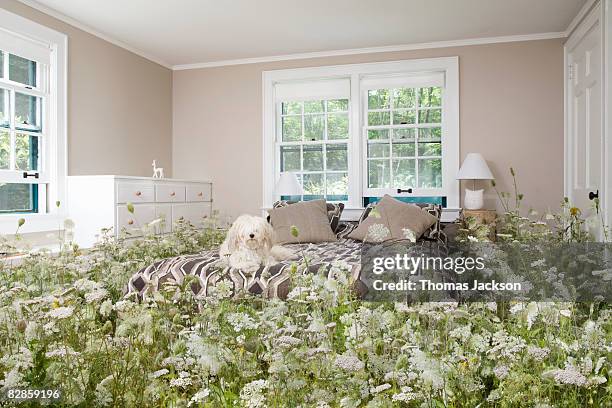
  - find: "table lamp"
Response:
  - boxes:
[456,153,494,210]
[275,172,303,200]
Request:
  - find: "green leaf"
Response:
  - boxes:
[290,225,299,238]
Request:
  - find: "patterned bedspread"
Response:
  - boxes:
[126,239,366,300]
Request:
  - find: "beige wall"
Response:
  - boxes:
[0,0,173,177]
[173,39,564,218]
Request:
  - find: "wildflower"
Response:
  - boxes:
[402,228,416,242]
[392,386,417,402]
[45,346,80,358]
[149,369,169,379]
[493,365,510,380]
[169,377,192,388]
[370,383,391,394]
[46,306,74,320]
[99,299,113,317]
[85,288,108,303]
[226,312,259,332]
[527,345,550,361]
[570,207,580,216]
[367,223,390,242]
[543,366,588,387]
[334,353,365,372]
[240,379,268,408]
[188,388,210,406]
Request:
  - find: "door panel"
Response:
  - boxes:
[566,5,603,237]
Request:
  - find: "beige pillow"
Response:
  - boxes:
[268,199,337,244]
[348,195,437,242]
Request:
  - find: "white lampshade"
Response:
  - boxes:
[275,172,303,196]
[457,153,494,180]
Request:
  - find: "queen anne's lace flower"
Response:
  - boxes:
[335,353,365,372]
[46,306,74,320]
[367,224,390,242]
[240,379,268,408]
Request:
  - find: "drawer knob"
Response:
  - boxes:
[135,191,142,197]
[170,192,176,197]
[197,192,203,197]
[128,219,134,225]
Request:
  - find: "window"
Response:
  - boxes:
[0,9,67,232]
[0,51,44,213]
[263,58,459,220]
[278,98,349,201]
[364,81,444,196]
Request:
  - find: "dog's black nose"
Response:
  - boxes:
[249,233,255,238]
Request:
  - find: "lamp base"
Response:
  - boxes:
[463,188,484,210]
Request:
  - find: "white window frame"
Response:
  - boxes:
[263,57,459,220]
[0,9,67,234]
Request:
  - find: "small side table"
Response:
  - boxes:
[461,209,497,241]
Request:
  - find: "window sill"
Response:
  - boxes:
[0,213,67,235]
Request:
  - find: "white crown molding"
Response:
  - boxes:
[564,0,599,37]
[13,0,568,71]
[173,32,567,70]
[15,0,173,69]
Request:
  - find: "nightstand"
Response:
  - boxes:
[461,209,497,241]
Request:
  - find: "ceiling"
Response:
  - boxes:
[19,0,586,68]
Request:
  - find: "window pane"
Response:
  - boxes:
[0,130,9,169]
[282,115,302,141]
[304,114,324,141]
[418,159,442,188]
[368,89,389,109]
[392,109,415,125]
[393,88,416,108]
[368,111,390,126]
[419,87,442,107]
[0,52,4,78]
[393,128,415,140]
[0,88,8,127]
[392,141,415,157]
[280,145,301,171]
[326,144,347,171]
[327,112,348,140]
[327,99,348,112]
[303,173,324,197]
[15,93,42,132]
[418,141,441,156]
[0,183,36,213]
[304,100,324,113]
[418,127,442,140]
[367,129,389,140]
[282,101,301,115]
[368,159,390,188]
[393,159,415,188]
[418,109,442,124]
[15,133,39,171]
[9,54,37,87]
[326,173,348,198]
[303,145,323,171]
[368,142,389,158]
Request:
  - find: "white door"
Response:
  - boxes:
[566,3,603,237]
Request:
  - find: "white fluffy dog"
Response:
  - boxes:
[219,215,295,272]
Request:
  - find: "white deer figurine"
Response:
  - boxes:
[152,160,164,179]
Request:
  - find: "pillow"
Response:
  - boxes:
[348,195,437,242]
[272,200,344,232]
[268,199,338,244]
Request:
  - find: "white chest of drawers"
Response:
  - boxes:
[67,176,213,248]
